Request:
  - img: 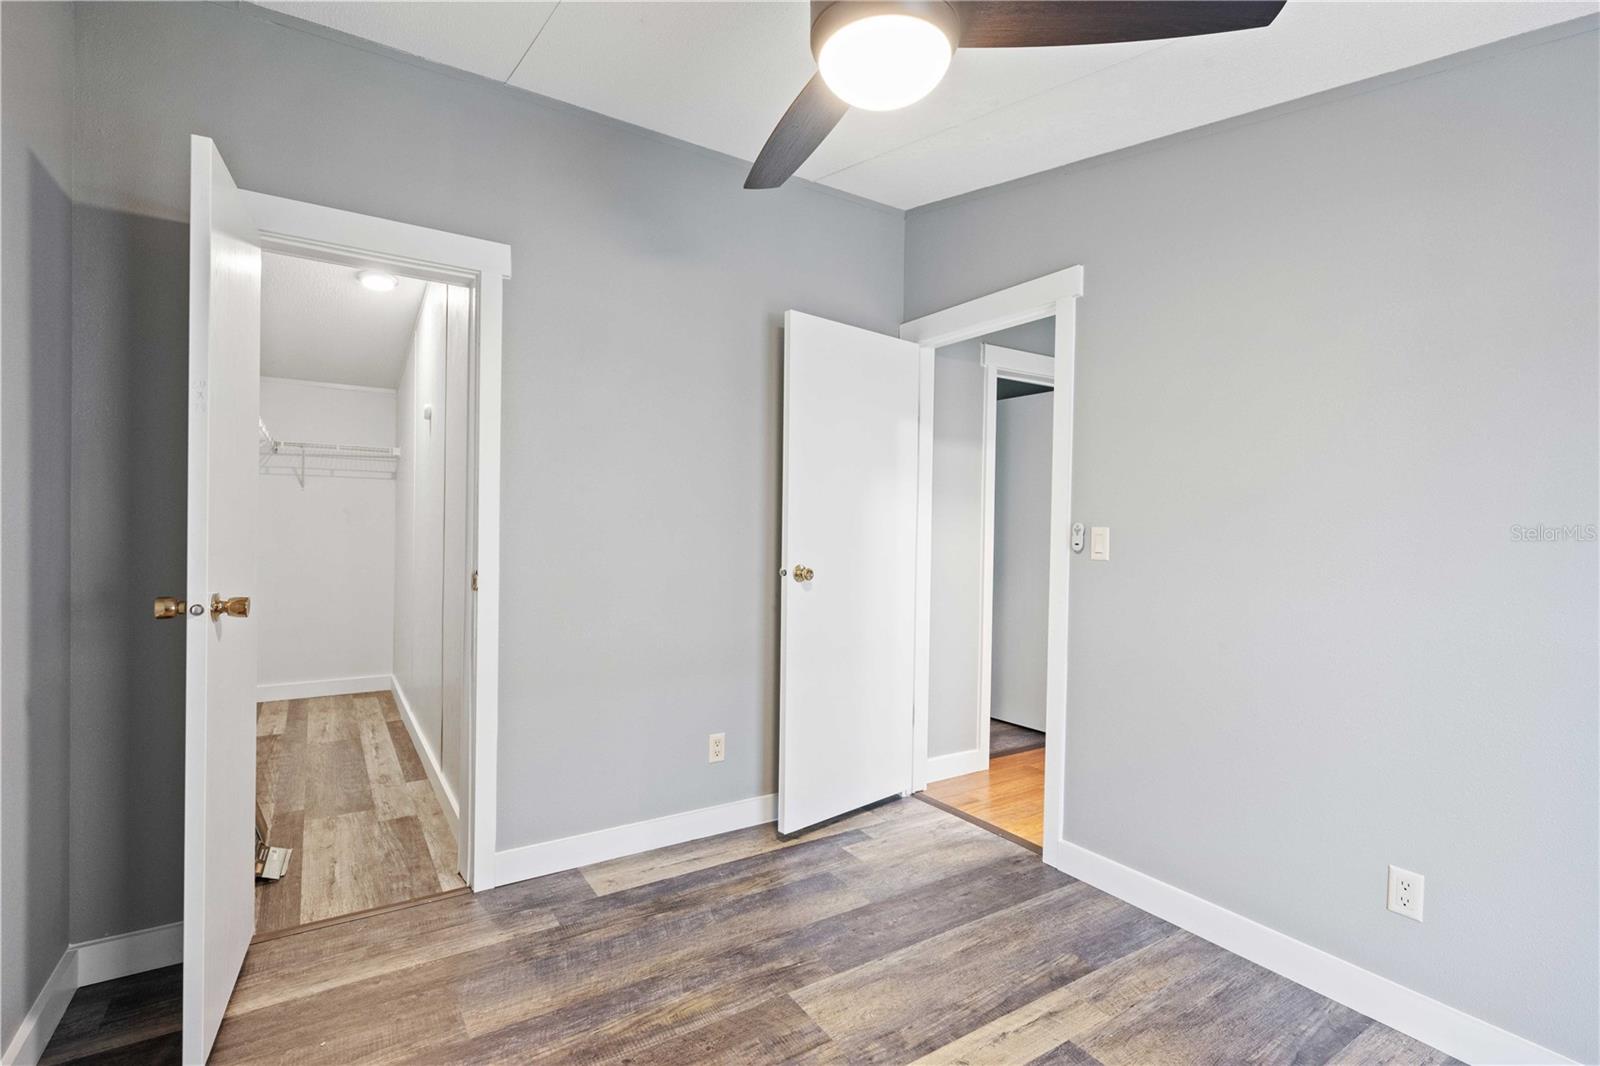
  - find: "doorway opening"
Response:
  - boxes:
[181,139,511,1061]
[772,266,1078,869]
[919,325,1055,852]
[252,252,472,937]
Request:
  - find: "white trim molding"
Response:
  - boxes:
[900,267,1084,349]
[926,748,988,784]
[241,188,510,891]
[910,343,935,794]
[1,952,74,1066]
[390,675,461,838]
[259,374,396,396]
[73,922,183,987]
[255,675,391,703]
[1051,837,1578,1066]
[2,923,184,1066]
[900,266,1083,836]
[494,794,777,888]
[975,344,1057,764]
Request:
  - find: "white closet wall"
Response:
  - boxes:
[256,377,396,697]
[440,286,470,799]
[394,284,444,761]
[990,391,1053,730]
[393,282,470,811]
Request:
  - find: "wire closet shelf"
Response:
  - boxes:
[259,419,400,485]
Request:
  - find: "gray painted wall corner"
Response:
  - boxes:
[1,0,76,1049]
[64,0,905,941]
[906,25,1599,1061]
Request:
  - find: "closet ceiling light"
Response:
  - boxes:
[357,269,399,292]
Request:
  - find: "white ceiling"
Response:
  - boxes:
[259,1,1597,209]
[261,252,426,388]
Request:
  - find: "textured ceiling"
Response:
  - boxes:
[261,252,426,388]
[258,1,1598,209]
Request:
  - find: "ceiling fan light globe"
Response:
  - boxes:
[817,14,952,112]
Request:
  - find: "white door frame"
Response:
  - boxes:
[900,266,1083,870]
[974,343,1056,766]
[240,190,511,890]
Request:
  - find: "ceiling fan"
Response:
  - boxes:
[746,1,1288,189]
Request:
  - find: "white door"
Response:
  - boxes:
[779,311,921,834]
[183,135,261,1063]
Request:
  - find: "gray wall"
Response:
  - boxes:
[928,341,982,758]
[991,390,1052,731]
[929,323,1054,760]
[1,1,75,1048]
[984,317,1055,357]
[906,22,1599,1061]
[65,1,902,941]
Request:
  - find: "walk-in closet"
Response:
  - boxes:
[252,251,473,935]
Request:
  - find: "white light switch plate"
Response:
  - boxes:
[1090,526,1111,561]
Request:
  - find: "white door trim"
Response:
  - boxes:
[973,344,1056,768]
[899,267,1083,839]
[240,189,511,890]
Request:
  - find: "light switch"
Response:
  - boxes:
[1090,526,1111,561]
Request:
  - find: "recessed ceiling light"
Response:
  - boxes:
[357,269,399,292]
[815,6,955,112]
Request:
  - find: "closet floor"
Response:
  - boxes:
[255,691,466,937]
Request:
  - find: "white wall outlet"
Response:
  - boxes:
[1387,865,1424,921]
[708,733,725,763]
[1090,526,1111,561]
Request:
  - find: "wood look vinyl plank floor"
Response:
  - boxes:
[253,692,465,937]
[42,799,1455,1066]
[923,746,1047,848]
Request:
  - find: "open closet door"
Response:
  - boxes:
[779,311,921,834]
[182,134,261,1063]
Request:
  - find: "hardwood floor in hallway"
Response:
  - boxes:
[922,746,1046,849]
[41,799,1453,1065]
[254,691,465,936]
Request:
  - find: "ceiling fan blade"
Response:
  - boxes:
[745,73,850,190]
[954,1,1286,49]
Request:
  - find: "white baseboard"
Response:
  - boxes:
[493,793,777,888]
[1046,837,1577,1066]
[389,675,460,838]
[1,951,74,1066]
[73,921,182,987]
[255,674,391,703]
[1,921,183,1066]
[927,747,987,783]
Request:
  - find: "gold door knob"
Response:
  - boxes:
[153,596,187,619]
[210,594,251,620]
[792,565,814,583]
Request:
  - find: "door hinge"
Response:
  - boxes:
[471,570,479,591]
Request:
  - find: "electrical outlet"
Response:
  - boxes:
[1387,865,1424,921]
[708,733,725,763]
